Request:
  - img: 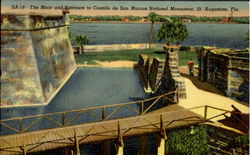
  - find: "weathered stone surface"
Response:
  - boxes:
[1,31,45,106]
[197,47,249,102]
[74,44,166,53]
[167,50,186,99]
[1,13,76,107]
[1,14,69,31]
[138,54,150,90]
[137,47,186,99]
[148,58,163,91]
[30,27,76,100]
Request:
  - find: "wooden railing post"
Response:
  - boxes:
[157,115,167,155]
[117,121,124,147]
[62,112,66,126]
[116,121,124,155]
[102,107,106,120]
[73,130,80,155]
[141,101,144,115]
[204,106,208,121]
[19,118,23,133]
[20,145,27,155]
[176,86,179,103]
[160,115,167,140]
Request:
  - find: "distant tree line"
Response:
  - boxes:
[70,15,143,21]
[230,17,249,24]
[171,16,249,24]
[69,15,249,24]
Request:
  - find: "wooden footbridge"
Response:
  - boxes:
[0,89,248,155]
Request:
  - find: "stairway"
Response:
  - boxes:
[169,51,186,98]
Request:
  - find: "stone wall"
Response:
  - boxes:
[137,47,186,99]
[138,54,150,91]
[148,58,163,91]
[197,47,249,102]
[167,51,186,98]
[74,43,166,53]
[1,13,76,107]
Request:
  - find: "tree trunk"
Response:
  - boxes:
[80,46,83,54]
[148,22,154,49]
[165,43,170,53]
[82,46,84,54]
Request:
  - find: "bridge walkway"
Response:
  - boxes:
[0,104,203,154]
[1,76,249,154]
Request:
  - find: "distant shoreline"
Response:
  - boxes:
[71,20,239,24]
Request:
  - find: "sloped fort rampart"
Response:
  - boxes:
[1,13,76,107]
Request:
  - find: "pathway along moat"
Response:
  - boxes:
[0,68,148,135]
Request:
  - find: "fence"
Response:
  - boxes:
[0,90,178,135]
[1,86,248,136]
[0,104,248,155]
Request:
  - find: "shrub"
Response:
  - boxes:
[179,46,191,51]
[165,125,210,155]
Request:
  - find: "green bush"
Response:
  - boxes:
[179,46,191,51]
[165,125,210,155]
[231,134,249,147]
[231,17,249,24]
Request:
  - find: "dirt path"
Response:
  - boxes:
[179,76,249,122]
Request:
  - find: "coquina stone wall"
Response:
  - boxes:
[1,13,76,107]
[138,54,151,91]
[137,46,186,99]
[167,50,186,98]
[197,47,249,102]
[74,43,166,53]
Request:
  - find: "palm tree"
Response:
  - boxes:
[156,18,188,46]
[74,34,89,54]
[173,20,188,45]
[147,12,159,49]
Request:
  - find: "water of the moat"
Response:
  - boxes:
[0,68,148,135]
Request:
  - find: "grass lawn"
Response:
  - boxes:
[74,49,198,66]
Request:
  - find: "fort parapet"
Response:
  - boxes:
[1,13,76,107]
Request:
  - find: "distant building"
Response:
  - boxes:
[91,18,97,21]
[221,17,231,23]
[121,18,129,21]
[141,18,148,22]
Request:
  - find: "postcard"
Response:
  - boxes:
[1,0,249,154]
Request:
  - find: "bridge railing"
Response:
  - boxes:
[0,104,248,154]
[0,89,178,135]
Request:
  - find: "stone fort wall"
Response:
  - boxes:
[1,13,76,107]
[197,47,249,103]
[137,47,186,99]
